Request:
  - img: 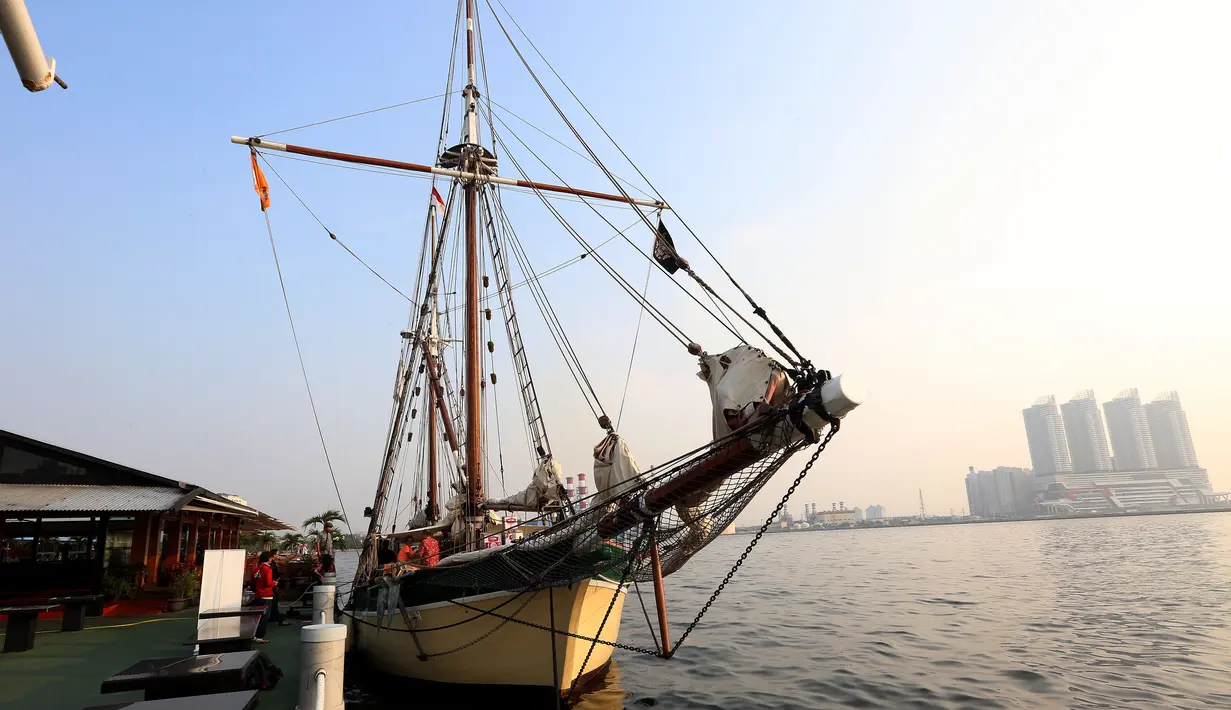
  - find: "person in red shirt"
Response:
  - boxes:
[250,551,276,643]
[418,533,440,568]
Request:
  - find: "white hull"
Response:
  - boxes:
[346,578,627,689]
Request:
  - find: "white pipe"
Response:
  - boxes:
[0,0,60,91]
[298,623,346,710]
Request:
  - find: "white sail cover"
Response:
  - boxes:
[677,345,795,553]
[698,343,792,439]
[592,433,643,506]
[483,456,566,512]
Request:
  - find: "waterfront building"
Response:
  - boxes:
[965,466,1035,518]
[1103,389,1157,470]
[1035,467,1212,513]
[0,429,289,598]
[1022,395,1072,474]
[1060,390,1113,473]
[1146,391,1199,470]
[865,504,886,520]
[853,506,864,522]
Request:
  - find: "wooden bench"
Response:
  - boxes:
[100,651,260,700]
[186,615,259,655]
[49,594,105,632]
[0,604,58,652]
[84,689,260,710]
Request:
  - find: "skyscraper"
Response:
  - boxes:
[1103,389,1157,470]
[1146,391,1199,469]
[1022,395,1072,474]
[965,466,1035,518]
[1060,390,1113,473]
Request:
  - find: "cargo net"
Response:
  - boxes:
[424,412,813,594]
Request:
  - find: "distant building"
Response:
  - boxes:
[1060,390,1113,473]
[1023,395,1072,474]
[1035,467,1212,512]
[965,466,1035,518]
[1104,389,1157,470]
[819,510,857,526]
[1146,391,1199,470]
[865,504,886,520]
[853,506,864,522]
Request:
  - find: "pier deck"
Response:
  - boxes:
[0,609,302,709]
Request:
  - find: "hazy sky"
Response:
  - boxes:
[2,1,1229,529]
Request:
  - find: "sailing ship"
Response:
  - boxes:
[231,0,861,700]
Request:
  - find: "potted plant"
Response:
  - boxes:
[167,567,201,612]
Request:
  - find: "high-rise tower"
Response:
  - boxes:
[1103,389,1157,470]
[1146,391,1199,469]
[1060,390,1113,473]
[1022,395,1072,474]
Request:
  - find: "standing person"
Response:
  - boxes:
[268,554,290,626]
[418,532,440,567]
[250,551,276,643]
[317,522,335,576]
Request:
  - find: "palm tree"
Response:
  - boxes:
[279,532,307,552]
[255,531,279,552]
[302,509,347,533]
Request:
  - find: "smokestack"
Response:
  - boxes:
[566,476,574,498]
[840,501,844,511]
[577,473,587,510]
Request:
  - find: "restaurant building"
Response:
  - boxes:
[0,429,289,600]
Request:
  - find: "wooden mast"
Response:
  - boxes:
[462,0,484,547]
[427,196,441,523]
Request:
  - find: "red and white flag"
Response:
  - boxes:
[430,187,446,217]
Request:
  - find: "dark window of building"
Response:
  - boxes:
[0,445,89,481]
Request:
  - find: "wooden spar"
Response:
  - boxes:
[423,349,461,454]
[649,536,672,657]
[228,136,669,210]
[595,427,772,541]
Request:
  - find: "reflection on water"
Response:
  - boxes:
[340,514,1231,708]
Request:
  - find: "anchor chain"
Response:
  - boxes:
[668,421,838,656]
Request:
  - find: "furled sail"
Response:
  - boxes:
[592,433,643,506]
[483,456,566,512]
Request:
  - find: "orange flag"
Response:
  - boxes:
[250,151,271,211]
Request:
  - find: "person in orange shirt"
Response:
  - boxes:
[396,539,415,563]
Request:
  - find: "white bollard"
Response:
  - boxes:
[312,583,336,626]
[298,623,346,710]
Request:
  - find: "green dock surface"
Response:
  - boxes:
[0,610,303,709]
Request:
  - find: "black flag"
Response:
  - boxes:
[653,217,684,274]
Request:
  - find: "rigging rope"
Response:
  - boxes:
[482,101,762,357]
[481,111,693,350]
[256,93,454,138]
[485,0,804,368]
[616,261,651,431]
[256,153,412,302]
[485,188,610,424]
[259,209,353,535]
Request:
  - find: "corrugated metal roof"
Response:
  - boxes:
[0,484,191,513]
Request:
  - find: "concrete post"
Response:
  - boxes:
[297,623,346,710]
[312,583,336,626]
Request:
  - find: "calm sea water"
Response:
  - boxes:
[339,513,1231,708]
